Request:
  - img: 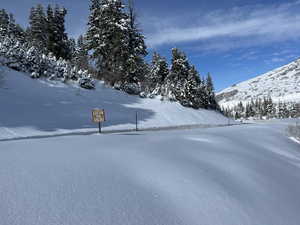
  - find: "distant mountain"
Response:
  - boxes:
[217,58,300,108]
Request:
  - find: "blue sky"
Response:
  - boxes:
[2,0,300,91]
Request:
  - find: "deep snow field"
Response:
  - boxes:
[0,120,300,225]
[0,66,230,140]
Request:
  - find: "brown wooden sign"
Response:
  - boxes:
[92,109,105,123]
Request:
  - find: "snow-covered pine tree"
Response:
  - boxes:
[164,48,190,102]
[237,101,244,118]
[52,5,70,59]
[46,5,56,56]
[28,4,71,60]
[282,103,290,118]
[0,9,9,39]
[72,35,90,71]
[123,0,147,83]
[277,102,285,119]
[265,97,275,118]
[7,13,24,40]
[205,73,218,110]
[185,65,206,109]
[28,4,48,50]
[147,52,169,94]
[86,0,130,84]
[289,103,298,118]
[86,0,101,50]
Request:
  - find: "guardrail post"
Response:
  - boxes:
[136,111,138,131]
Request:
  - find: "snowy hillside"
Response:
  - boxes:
[0,66,230,140]
[217,58,300,108]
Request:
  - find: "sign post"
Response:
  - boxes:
[136,111,138,131]
[92,109,106,133]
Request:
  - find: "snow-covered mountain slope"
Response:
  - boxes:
[0,66,230,140]
[217,58,300,108]
[1,121,300,225]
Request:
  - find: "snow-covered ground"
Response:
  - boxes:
[0,66,230,140]
[0,120,300,225]
[217,58,300,108]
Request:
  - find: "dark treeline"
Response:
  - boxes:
[0,0,219,110]
[222,97,300,120]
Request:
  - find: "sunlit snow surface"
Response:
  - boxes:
[0,121,300,225]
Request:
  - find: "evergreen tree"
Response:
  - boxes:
[289,103,298,118]
[0,9,9,38]
[237,102,244,118]
[86,0,131,83]
[28,4,70,59]
[72,35,90,71]
[0,10,24,40]
[124,0,147,83]
[205,73,218,110]
[28,4,47,49]
[266,97,275,118]
[148,52,169,93]
[166,48,191,102]
[186,66,206,109]
[46,5,56,55]
[52,5,69,59]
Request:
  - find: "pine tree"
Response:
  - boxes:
[85,0,101,48]
[124,0,147,83]
[52,5,69,59]
[148,52,169,94]
[205,73,218,110]
[72,35,90,71]
[237,101,244,118]
[166,48,191,102]
[277,102,285,118]
[289,103,298,118]
[28,4,70,59]
[28,4,47,50]
[86,0,131,83]
[0,9,9,38]
[46,5,56,56]
[187,66,206,109]
[0,10,24,40]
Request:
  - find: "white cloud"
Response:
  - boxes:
[144,1,300,51]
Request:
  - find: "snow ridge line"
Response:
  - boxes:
[0,123,243,142]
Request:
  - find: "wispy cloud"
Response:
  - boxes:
[144,1,300,51]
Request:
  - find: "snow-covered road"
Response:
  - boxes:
[0,121,300,225]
